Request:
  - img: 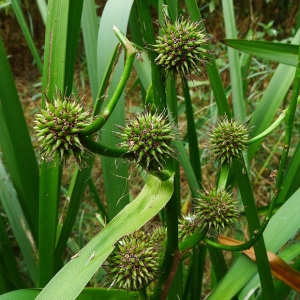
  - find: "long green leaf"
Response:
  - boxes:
[36,174,174,300]
[248,28,300,158]
[0,160,38,286]
[0,214,22,293]
[81,0,99,101]
[38,0,84,286]
[224,39,298,66]
[11,0,43,73]
[222,0,246,120]
[0,288,138,299]
[97,0,134,220]
[0,35,39,243]
[54,159,94,263]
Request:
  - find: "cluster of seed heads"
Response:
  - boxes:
[208,117,249,164]
[153,15,212,77]
[107,230,161,291]
[33,91,93,166]
[195,189,240,233]
[115,109,178,172]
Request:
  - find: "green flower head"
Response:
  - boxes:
[207,117,249,164]
[115,108,178,172]
[107,231,160,291]
[153,14,212,77]
[195,189,240,233]
[33,89,93,167]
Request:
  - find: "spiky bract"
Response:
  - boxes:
[195,189,240,233]
[107,231,160,291]
[153,15,212,77]
[208,117,249,164]
[33,90,93,166]
[115,109,178,172]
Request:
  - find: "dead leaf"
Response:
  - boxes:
[219,236,300,293]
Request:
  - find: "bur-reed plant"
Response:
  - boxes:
[0,0,300,299]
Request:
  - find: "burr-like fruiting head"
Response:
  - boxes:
[195,189,240,233]
[107,231,160,291]
[153,15,212,77]
[33,90,93,166]
[208,117,249,164]
[115,109,178,172]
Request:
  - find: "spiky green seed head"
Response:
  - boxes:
[151,226,167,250]
[178,214,200,242]
[195,189,240,233]
[107,231,160,292]
[208,117,249,164]
[115,109,178,172]
[33,90,93,166]
[153,15,212,77]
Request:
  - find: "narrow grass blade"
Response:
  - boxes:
[36,0,47,25]
[182,77,202,183]
[81,0,99,100]
[0,214,23,292]
[224,39,298,66]
[0,35,39,243]
[97,0,134,220]
[248,28,300,158]
[11,0,43,73]
[38,0,84,286]
[36,174,174,300]
[222,0,246,120]
[0,160,38,286]
[1,288,138,299]
[173,140,200,197]
[54,158,94,263]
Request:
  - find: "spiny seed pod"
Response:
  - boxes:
[195,189,240,233]
[153,15,212,77]
[208,117,249,164]
[33,90,93,166]
[107,231,160,292]
[151,226,167,251]
[115,109,178,172]
[178,214,200,242]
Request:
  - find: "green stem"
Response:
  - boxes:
[233,159,275,298]
[79,135,130,158]
[216,163,230,190]
[178,226,208,252]
[135,0,167,112]
[204,217,269,251]
[93,44,122,115]
[246,108,287,145]
[182,76,202,184]
[80,27,136,136]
